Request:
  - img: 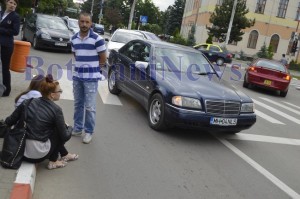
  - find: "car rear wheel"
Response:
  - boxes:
[216,58,224,66]
[33,36,39,49]
[243,76,249,88]
[280,89,288,97]
[108,69,121,95]
[148,93,167,131]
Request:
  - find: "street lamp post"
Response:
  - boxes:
[128,0,138,30]
[224,0,238,46]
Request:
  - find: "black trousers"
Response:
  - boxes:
[1,45,14,96]
[23,131,69,163]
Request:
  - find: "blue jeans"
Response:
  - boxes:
[73,80,98,134]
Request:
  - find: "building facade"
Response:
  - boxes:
[181,0,300,62]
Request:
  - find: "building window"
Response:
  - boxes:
[247,30,259,49]
[255,0,266,14]
[217,0,223,6]
[277,0,289,18]
[296,2,300,20]
[269,34,280,53]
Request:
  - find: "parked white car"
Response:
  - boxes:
[105,29,160,57]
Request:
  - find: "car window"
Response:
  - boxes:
[120,42,150,62]
[154,47,212,73]
[111,31,144,43]
[95,24,104,28]
[69,19,79,28]
[37,16,68,30]
[143,32,161,41]
[256,60,286,72]
[209,45,220,52]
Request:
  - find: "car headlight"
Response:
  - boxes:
[172,96,202,109]
[240,103,254,113]
[40,33,51,39]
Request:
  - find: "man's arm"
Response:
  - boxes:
[99,51,107,68]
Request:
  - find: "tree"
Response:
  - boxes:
[206,34,213,44]
[165,0,185,35]
[207,0,255,43]
[187,24,196,46]
[257,43,273,59]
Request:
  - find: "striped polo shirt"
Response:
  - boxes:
[71,29,106,81]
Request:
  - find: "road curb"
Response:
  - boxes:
[10,162,36,199]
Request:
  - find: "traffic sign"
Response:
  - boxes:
[140,15,148,23]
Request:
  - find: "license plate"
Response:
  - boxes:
[55,42,67,46]
[210,117,237,126]
[264,79,272,86]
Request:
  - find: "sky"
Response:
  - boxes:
[73,0,176,12]
[152,0,175,11]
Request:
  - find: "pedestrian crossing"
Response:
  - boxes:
[56,69,300,126]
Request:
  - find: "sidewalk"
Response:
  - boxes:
[0,70,35,199]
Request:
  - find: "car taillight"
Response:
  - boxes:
[283,75,291,81]
[249,66,257,72]
[226,54,232,58]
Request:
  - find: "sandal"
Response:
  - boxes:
[47,160,67,170]
[61,153,79,162]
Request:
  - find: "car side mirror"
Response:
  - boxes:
[135,61,148,70]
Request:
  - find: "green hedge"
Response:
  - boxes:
[289,60,300,71]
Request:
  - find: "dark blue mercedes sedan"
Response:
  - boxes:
[107,40,256,133]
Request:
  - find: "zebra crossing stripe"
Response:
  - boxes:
[57,69,74,100]
[255,109,285,124]
[224,133,300,146]
[282,102,300,110]
[253,99,300,124]
[259,97,300,115]
[98,80,122,105]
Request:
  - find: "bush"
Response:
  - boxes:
[206,35,213,44]
[289,60,300,71]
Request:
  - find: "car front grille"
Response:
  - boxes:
[52,37,69,42]
[205,100,240,116]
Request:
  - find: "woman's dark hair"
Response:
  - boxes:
[15,75,45,103]
[40,74,59,98]
[6,0,18,4]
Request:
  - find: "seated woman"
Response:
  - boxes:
[5,74,78,170]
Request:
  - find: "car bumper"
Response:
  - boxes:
[165,103,256,132]
[37,38,71,50]
[248,73,290,91]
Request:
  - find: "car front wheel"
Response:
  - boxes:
[33,36,39,49]
[148,93,167,131]
[108,69,121,95]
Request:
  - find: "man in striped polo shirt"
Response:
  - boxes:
[71,12,106,144]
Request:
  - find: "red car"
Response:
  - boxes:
[243,58,291,97]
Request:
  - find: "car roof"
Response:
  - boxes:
[132,39,199,53]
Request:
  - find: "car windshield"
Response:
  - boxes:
[143,32,161,41]
[111,32,144,43]
[95,24,104,28]
[154,47,213,73]
[37,16,68,30]
[256,60,286,72]
[69,19,79,28]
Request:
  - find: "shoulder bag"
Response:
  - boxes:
[0,98,33,169]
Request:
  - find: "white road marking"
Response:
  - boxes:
[255,109,285,124]
[253,99,300,124]
[56,69,74,100]
[215,136,300,199]
[260,97,300,115]
[224,133,300,146]
[282,102,300,110]
[98,80,122,105]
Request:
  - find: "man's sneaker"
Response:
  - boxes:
[72,131,82,136]
[82,133,92,144]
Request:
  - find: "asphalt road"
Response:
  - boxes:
[24,44,300,199]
